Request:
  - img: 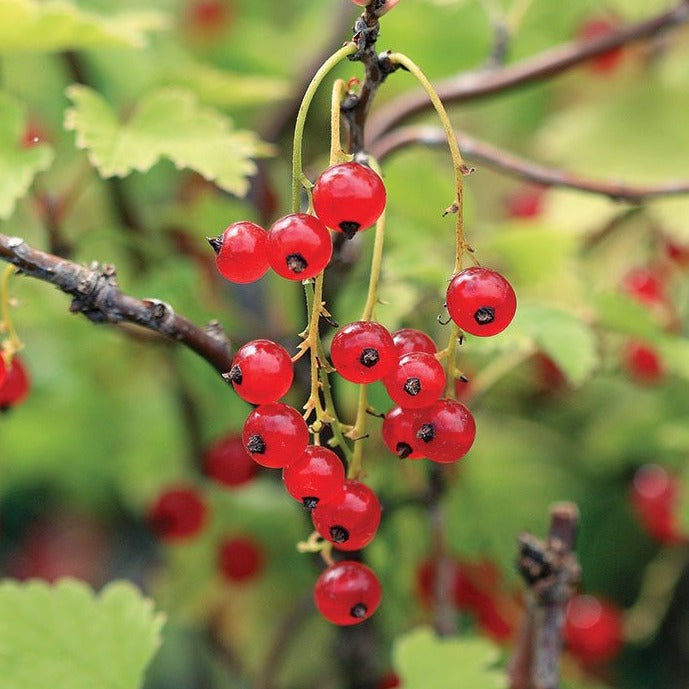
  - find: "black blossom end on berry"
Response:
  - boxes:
[404,377,421,396]
[206,235,223,254]
[339,221,361,240]
[417,423,435,443]
[396,442,412,459]
[474,306,496,326]
[359,348,380,368]
[459,373,470,383]
[302,497,319,511]
[329,525,349,543]
[246,434,266,455]
[286,253,308,274]
[350,603,368,619]
[227,363,243,385]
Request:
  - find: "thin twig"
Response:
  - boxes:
[366,0,689,143]
[0,233,233,374]
[372,125,689,203]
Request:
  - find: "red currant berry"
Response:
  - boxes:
[208,221,269,284]
[312,479,381,551]
[218,536,264,582]
[631,464,685,545]
[147,486,207,541]
[665,240,689,267]
[413,398,476,463]
[314,560,382,625]
[382,406,425,459]
[577,18,625,73]
[282,445,346,510]
[622,340,664,385]
[188,0,231,30]
[225,339,294,404]
[384,352,446,409]
[377,673,401,689]
[330,321,396,383]
[0,356,7,389]
[0,356,30,410]
[242,403,309,468]
[391,328,437,356]
[505,187,544,219]
[266,213,332,280]
[621,267,666,308]
[203,433,257,488]
[446,267,516,337]
[312,162,386,239]
[564,595,624,665]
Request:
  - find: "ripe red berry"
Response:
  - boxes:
[383,352,446,409]
[621,267,666,308]
[188,0,231,30]
[203,433,257,488]
[314,560,382,625]
[0,356,30,410]
[377,673,401,689]
[282,445,346,509]
[266,213,332,280]
[330,321,396,383]
[446,267,516,337]
[577,18,625,73]
[242,403,309,468]
[631,464,685,545]
[622,340,664,384]
[413,398,476,463]
[0,356,7,389]
[505,187,544,219]
[564,595,624,665]
[312,479,381,551]
[225,339,294,404]
[312,162,386,239]
[382,406,425,459]
[147,486,207,541]
[391,328,437,356]
[218,536,264,582]
[208,221,269,284]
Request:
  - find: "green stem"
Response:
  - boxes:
[291,43,357,213]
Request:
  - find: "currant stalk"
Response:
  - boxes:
[0,264,23,366]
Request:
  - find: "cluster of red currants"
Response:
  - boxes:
[207,157,516,625]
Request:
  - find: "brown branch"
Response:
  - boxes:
[372,125,689,203]
[366,0,689,143]
[0,233,233,375]
[508,502,581,689]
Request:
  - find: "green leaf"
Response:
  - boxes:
[0,91,53,219]
[472,301,599,386]
[393,627,505,689]
[0,0,168,54]
[64,85,273,197]
[0,579,165,689]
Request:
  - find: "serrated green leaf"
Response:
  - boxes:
[64,85,273,197]
[0,579,165,689]
[393,627,505,689]
[472,302,599,385]
[0,91,53,219]
[0,0,168,54]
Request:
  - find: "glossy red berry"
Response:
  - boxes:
[577,18,625,73]
[621,267,666,308]
[384,352,446,409]
[208,221,269,284]
[218,536,264,582]
[564,595,624,665]
[622,340,664,384]
[147,486,207,541]
[446,267,516,337]
[631,464,685,545]
[282,445,346,510]
[225,339,294,404]
[391,328,437,356]
[312,479,381,551]
[312,162,386,239]
[242,403,309,468]
[314,560,382,625]
[266,213,332,280]
[0,356,30,409]
[382,406,425,459]
[0,356,7,389]
[413,398,476,463]
[203,433,257,488]
[330,321,396,383]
